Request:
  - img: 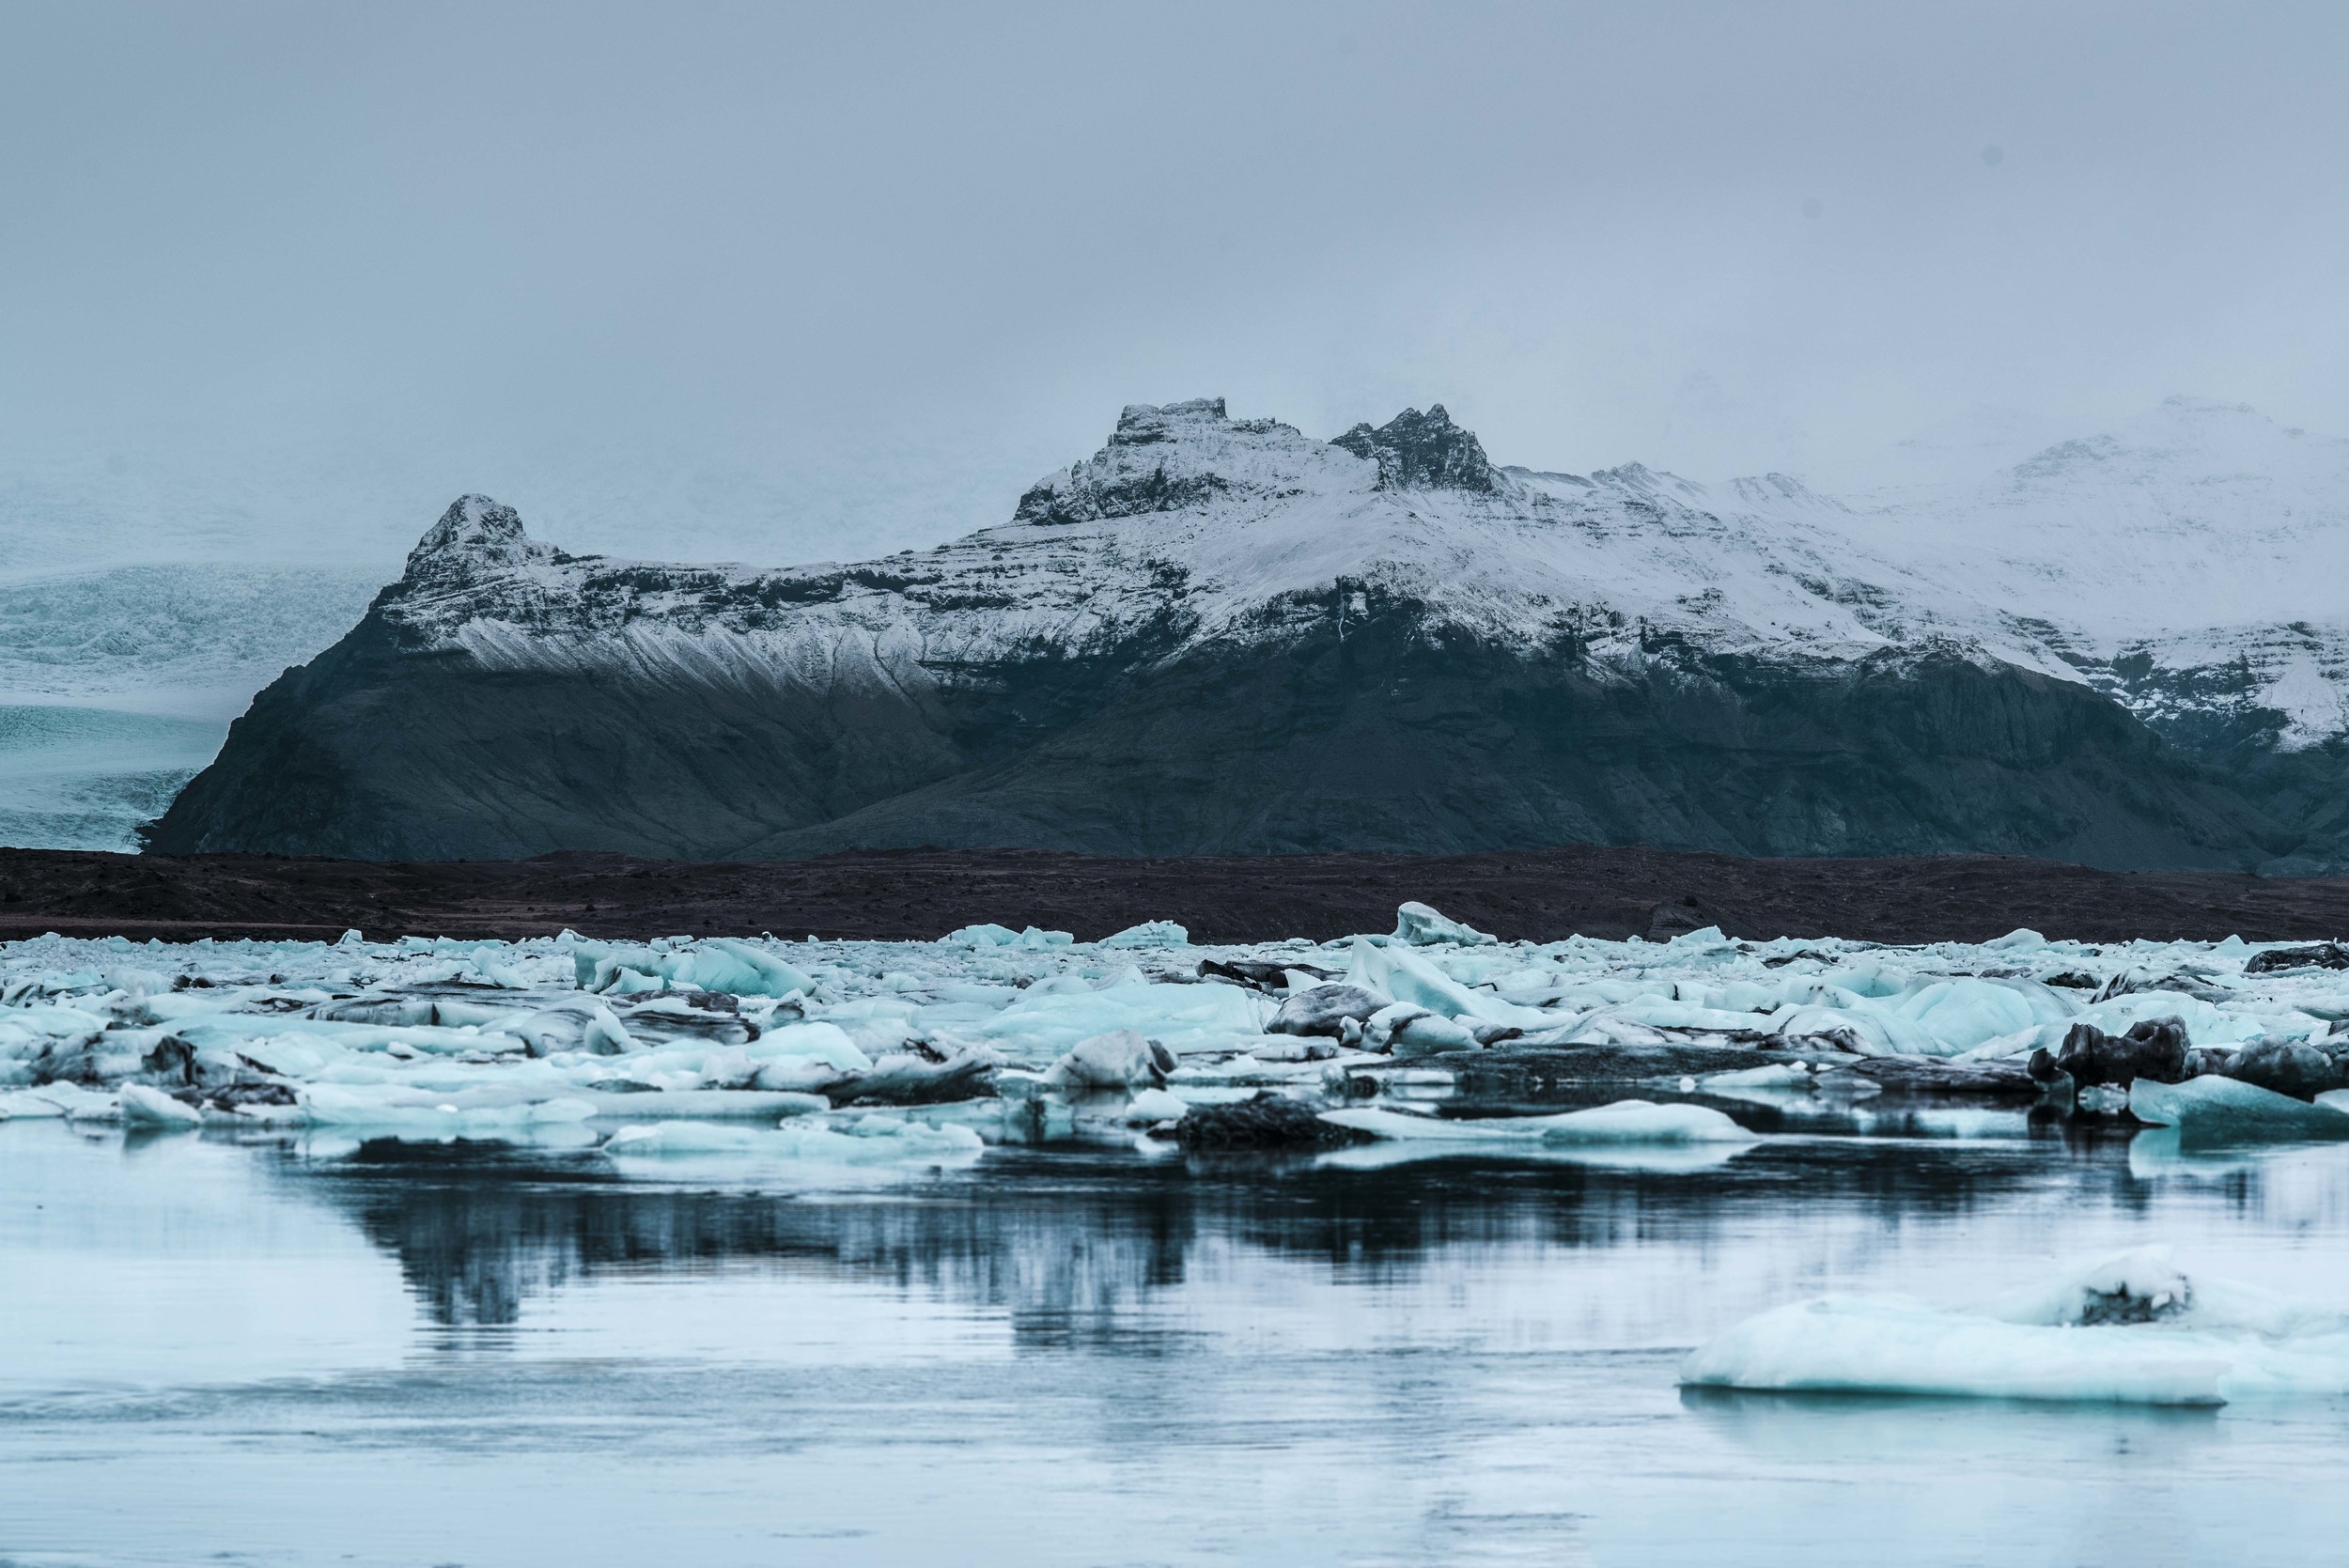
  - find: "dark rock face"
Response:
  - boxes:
[729,629,2286,868]
[1330,405,1497,492]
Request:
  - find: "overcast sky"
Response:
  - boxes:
[3,0,2344,568]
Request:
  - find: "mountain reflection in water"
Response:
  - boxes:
[7,1121,2349,1568]
[300,1128,2196,1332]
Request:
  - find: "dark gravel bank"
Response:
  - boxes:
[3,845,2348,945]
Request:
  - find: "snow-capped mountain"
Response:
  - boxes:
[1844,398,2349,749]
[150,396,2349,870]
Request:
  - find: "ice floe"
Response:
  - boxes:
[1681,1247,2349,1405]
[1319,1100,1756,1145]
[7,906,2349,1180]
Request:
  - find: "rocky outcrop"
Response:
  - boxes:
[147,401,2348,868]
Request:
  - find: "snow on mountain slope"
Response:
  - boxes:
[1842,398,2349,749]
[385,399,2055,688]
[151,399,2321,868]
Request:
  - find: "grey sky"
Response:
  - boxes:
[3,0,2343,568]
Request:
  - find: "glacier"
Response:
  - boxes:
[0,563,381,849]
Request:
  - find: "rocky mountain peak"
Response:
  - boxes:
[1330,406,1497,493]
[401,495,543,588]
[1110,398,1230,446]
[1012,397,1321,527]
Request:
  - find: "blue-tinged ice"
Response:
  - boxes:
[1681,1248,2349,1405]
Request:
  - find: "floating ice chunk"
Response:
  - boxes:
[941,923,1021,949]
[1345,939,1548,1027]
[1267,984,1384,1037]
[1364,1003,1480,1058]
[747,1021,872,1073]
[1097,921,1190,949]
[1680,1295,2236,1405]
[1703,1063,1811,1089]
[1319,1099,1755,1145]
[1042,1029,1170,1091]
[1681,1248,2349,1405]
[298,1085,598,1131]
[1391,902,1496,947]
[0,1082,119,1120]
[117,1083,201,1128]
[2129,1075,2349,1141]
[980,978,1260,1060]
[504,1000,634,1057]
[572,938,810,998]
[1122,1087,1189,1125]
[1527,1100,1756,1143]
[1886,978,2061,1054]
[577,1088,827,1119]
[604,1115,984,1165]
[1972,1246,2193,1327]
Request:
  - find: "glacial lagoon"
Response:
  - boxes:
[10,1114,2349,1566]
[11,918,2349,1564]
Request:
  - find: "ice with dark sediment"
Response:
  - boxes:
[8,906,2349,1182]
[1681,1247,2349,1405]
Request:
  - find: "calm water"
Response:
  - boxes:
[8,1116,2349,1566]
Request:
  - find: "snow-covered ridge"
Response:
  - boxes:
[382,402,2083,700]
[367,395,2349,753]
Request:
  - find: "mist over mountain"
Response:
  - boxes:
[148,396,2349,871]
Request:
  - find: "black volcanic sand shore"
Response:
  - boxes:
[3,846,2349,945]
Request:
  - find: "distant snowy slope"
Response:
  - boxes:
[1843,398,2349,753]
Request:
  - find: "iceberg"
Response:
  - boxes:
[2129,1075,2349,1142]
[602,1114,986,1167]
[1319,1099,1756,1145]
[1391,902,1497,947]
[117,1083,201,1129]
[1681,1248,2349,1406]
[1097,921,1190,949]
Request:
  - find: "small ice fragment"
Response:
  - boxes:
[118,1084,201,1129]
[1703,1063,1809,1090]
[1097,921,1190,949]
[1320,1100,1754,1145]
[1122,1088,1189,1124]
[1043,1030,1170,1091]
[1391,902,1497,947]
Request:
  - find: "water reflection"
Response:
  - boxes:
[14,1121,2349,1567]
[276,1132,2211,1333]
